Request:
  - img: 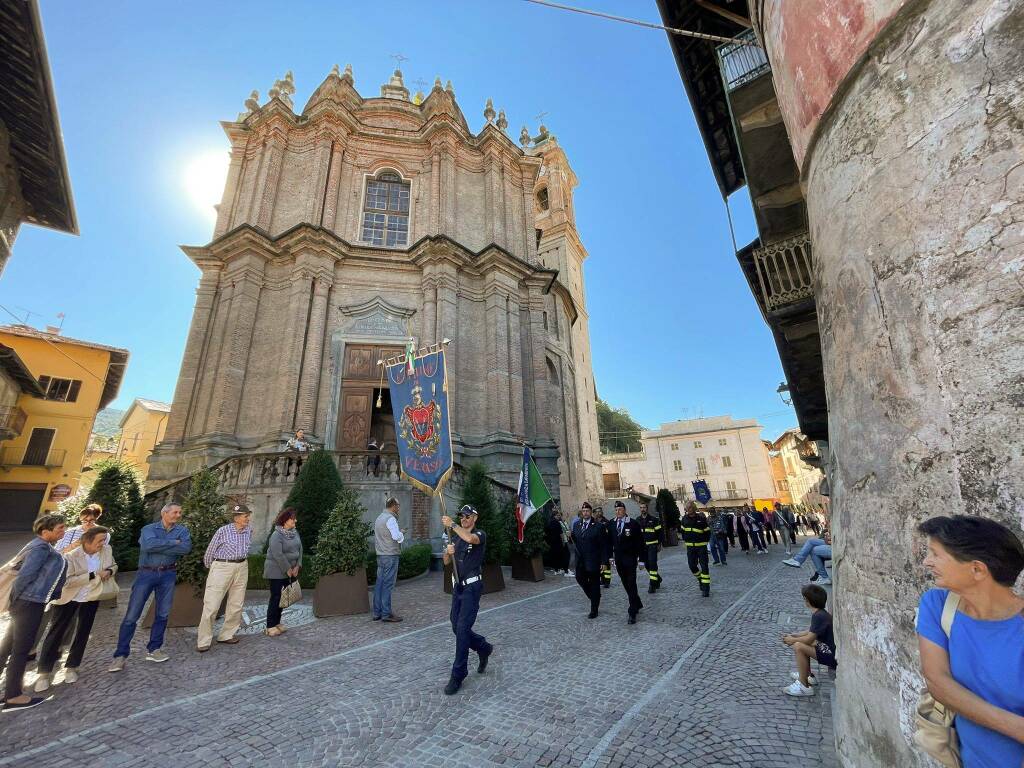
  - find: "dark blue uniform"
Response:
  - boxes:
[449,529,492,682]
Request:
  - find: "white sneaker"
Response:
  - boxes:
[33,674,51,693]
[63,669,79,684]
[108,657,126,673]
[791,672,818,686]
[819,577,833,585]
[566,571,575,577]
[146,650,169,663]
[783,680,815,697]
[782,558,802,568]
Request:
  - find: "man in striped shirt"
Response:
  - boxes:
[196,504,253,652]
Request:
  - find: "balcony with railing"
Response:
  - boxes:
[0,445,67,468]
[718,28,769,92]
[0,405,27,441]
[752,232,814,312]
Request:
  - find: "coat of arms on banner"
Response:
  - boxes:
[400,384,442,457]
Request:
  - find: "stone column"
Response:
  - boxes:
[759,2,1024,766]
[196,279,235,436]
[441,150,456,236]
[420,275,438,346]
[164,265,222,444]
[526,280,550,439]
[307,136,333,225]
[506,291,525,437]
[212,259,264,435]
[435,267,459,428]
[321,143,344,229]
[484,277,511,434]
[254,135,284,231]
[430,152,441,234]
[296,276,331,434]
[277,270,314,433]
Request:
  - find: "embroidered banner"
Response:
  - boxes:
[692,479,712,505]
[385,348,453,495]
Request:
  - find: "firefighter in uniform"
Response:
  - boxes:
[441,505,494,695]
[609,501,644,623]
[593,506,612,588]
[681,500,712,597]
[636,502,663,593]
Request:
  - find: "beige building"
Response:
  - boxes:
[149,66,601,536]
[116,398,170,476]
[769,428,828,512]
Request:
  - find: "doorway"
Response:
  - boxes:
[335,343,403,451]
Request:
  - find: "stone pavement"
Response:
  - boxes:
[0,539,837,768]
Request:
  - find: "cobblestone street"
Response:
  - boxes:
[0,541,837,768]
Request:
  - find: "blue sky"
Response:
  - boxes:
[4,0,797,439]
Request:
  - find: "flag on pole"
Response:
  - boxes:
[516,445,552,543]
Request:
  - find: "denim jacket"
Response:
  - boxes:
[12,537,67,604]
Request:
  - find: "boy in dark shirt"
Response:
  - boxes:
[781,584,837,696]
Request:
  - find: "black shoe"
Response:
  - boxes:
[628,615,637,625]
[444,677,462,696]
[477,646,493,674]
[602,584,610,589]
[2,696,49,713]
[372,616,381,621]
[587,610,598,619]
[647,586,656,594]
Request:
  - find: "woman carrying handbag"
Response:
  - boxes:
[264,508,303,637]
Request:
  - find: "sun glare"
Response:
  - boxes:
[182,150,230,220]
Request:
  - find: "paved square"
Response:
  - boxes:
[0,541,837,767]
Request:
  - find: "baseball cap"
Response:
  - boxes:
[459,505,478,517]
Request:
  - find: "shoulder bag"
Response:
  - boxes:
[913,591,962,767]
[279,578,302,610]
[0,543,35,615]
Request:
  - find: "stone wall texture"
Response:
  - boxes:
[764,0,1024,765]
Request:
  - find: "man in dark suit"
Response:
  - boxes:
[609,501,645,624]
[572,502,608,618]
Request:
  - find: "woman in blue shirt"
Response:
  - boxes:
[916,515,1024,768]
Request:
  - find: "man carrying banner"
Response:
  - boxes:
[572,502,609,618]
[441,506,493,696]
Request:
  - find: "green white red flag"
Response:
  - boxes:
[516,445,552,543]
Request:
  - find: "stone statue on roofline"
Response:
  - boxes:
[244,90,260,115]
[268,70,296,108]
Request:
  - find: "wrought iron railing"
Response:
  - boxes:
[718,28,770,91]
[0,446,67,467]
[752,232,814,311]
[0,405,27,438]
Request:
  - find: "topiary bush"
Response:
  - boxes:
[248,555,316,590]
[175,469,227,595]
[656,489,681,533]
[311,489,371,580]
[459,462,509,565]
[86,459,147,571]
[366,542,434,584]
[507,498,549,560]
[283,450,343,552]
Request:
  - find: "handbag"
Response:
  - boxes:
[97,576,120,601]
[279,578,302,609]
[913,592,962,767]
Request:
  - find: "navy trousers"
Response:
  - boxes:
[449,581,490,681]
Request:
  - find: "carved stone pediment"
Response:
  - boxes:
[338,297,415,337]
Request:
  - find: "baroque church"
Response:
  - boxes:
[149,66,601,522]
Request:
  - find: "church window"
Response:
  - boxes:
[361,171,410,247]
[536,187,549,212]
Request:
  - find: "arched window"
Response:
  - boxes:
[535,187,549,212]
[361,171,410,247]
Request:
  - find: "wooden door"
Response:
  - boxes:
[23,428,55,466]
[335,344,405,451]
[339,388,372,450]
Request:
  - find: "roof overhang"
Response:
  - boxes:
[0,343,44,396]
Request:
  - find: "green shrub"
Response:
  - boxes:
[507,498,549,560]
[176,469,227,595]
[311,489,371,580]
[459,463,509,565]
[365,542,434,584]
[656,488,681,534]
[283,450,344,552]
[86,459,147,570]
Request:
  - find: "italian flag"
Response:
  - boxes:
[516,445,552,543]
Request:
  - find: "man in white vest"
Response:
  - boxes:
[373,497,405,622]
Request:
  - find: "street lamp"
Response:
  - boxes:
[776,382,792,406]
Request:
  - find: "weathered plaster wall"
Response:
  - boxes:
[779,0,1024,765]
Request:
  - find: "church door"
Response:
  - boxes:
[336,344,403,451]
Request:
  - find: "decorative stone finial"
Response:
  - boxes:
[538,124,550,140]
[519,126,531,147]
[496,109,508,132]
[445,80,455,97]
[330,64,340,77]
[433,76,443,90]
[343,64,354,83]
[269,70,296,108]
[484,98,496,124]
[381,69,411,101]
[244,90,260,114]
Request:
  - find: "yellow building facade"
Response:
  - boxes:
[116,398,169,479]
[0,325,127,531]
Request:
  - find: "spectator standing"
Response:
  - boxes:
[55,503,110,553]
[34,526,117,691]
[916,515,1024,768]
[545,509,569,575]
[736,505,752,553]
[708,508,729,566]
[286,429,311,452]
[264,507,303,636]
[109,503,192,671]
[747,507,769,554]
[0,514,67,713]
[782,584,837,697]
[763,506,780,545]
[373,497,405,623]
[197,504,253,652]
[723,509,737,548]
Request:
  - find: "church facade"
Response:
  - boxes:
[148,66,602,512]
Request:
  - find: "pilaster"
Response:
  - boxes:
[296,275,332,433]
[213,256,265,434]
[215,141,247,238]
[277,268,314,433]
[322,143,344,229]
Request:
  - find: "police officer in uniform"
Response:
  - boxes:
[593,506,612,589]
[609,501,644,624]
[441,505,494,695]
[681,501,712,597]
[572,502,609,618]
[636,502,663,593]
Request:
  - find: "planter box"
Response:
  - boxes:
[442,561,507,594]
[510,553,545,582]
[313,569,369,618]
[143,583,210,628]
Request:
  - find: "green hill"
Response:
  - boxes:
[92,407,125,437]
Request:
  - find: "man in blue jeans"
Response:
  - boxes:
[109,503,192,671]
[782,531,832,584]
[372,497,404,622]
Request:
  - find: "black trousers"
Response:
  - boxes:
[575,568,602,612]
[0,598,45,700]
[643,545,661,586]
[615,558,643,617]
[686,546,710,591]
[38,600,99,674]
[765,526,780,544]
[737,527,750,551]
[267,578,287,628]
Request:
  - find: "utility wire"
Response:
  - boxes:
[520,0,754,45]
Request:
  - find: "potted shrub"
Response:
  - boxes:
[445,463,508,594]
[656,489,681,547]
[87,459,148,572]
[507,499,547,582]
[312,489,372,617]
[283,450,344,552]
[145,469,225,628]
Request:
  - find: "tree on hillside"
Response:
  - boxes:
[596,399,645,454]
[283,451,343,551]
